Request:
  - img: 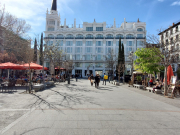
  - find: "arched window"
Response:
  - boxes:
[76,34,83,39]
[86,34,93,39]
[66,34,74,39]
[116,34,123,39]
[48,34,54,39]
[96,34,103,39]
[137,28,143,31]
[57,34,63,37]
[126,34,134,39]
[106,34,113,39]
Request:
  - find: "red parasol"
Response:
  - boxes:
[21,63,43,70]
[0,62,24,70]
[167,65,174,85]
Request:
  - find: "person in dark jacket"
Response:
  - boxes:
[75,73,78,82]
[90,74,94,86]
[95,74,100,88]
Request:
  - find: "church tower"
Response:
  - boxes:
[46,0,60,32]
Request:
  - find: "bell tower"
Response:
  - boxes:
[45,0,60,31]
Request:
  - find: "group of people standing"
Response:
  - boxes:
[89,73,108,89]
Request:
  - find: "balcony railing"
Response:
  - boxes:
[115,37,124,39]
[136,37,146,39]
[95,37,104,39]
[65,37,74,39]
[75,37,84,39]
[105,37,114,39]
[85,37,94,39]
[55,37,64,39]
[44,37,54,39]
[126,37,135,39]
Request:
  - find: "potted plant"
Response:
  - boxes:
[136,76,142,85]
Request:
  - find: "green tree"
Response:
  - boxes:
[134,47,163,74]
[33,38,37,63]
[40,33,43,65]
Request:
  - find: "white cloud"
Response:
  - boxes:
[0,0,80,37]
[171,1,180,6]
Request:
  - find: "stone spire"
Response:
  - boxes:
[51,0,57,11]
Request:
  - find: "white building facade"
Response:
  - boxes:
[44,0,146,77]
[159,22,180,74]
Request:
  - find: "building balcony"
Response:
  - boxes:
[136,37,146,39]
[95,37,104,39]
[44,37,54,39]
[105,37,114,39]
[65,37,74,39]
[115,37,124,39]
[75,37,84,39]
[55,37,64,39]
[126,37,135,39]
[85,37,94,39]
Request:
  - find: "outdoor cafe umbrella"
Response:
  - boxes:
[167,65,174,85]
[21,63,43,70]
[0,62,25,79]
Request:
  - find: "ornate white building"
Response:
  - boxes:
[44,0,146,77]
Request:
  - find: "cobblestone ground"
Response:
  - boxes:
[1,79,180,135]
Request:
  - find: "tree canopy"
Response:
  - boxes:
[134,47,164,74]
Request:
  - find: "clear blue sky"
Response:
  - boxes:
[1,0,180,38]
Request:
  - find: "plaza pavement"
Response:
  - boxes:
[1,79,180,135]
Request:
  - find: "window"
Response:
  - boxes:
[75,47,82,53]
[66,34,73,38]
[76,41,82,46]
[126,47,133,52]
[137,28,143,31]
[170,29,173,35]
[137,41,144,47]
[56,40,63,46]
[85,55,92,60]
[106,41,113,46]
[116,41,123,46]
[66,41,73,46]
[176,26,178,32]
[106,34,113,38]
[166,32,168,37]
[166,39,168,44]
[176,35,179,41]
[85,47,92,53]
[126,34,134,39]
[96,34,103,39]
[170,38,173,44]
[66,47,72,53]
[127,41,133,46]
[75,63,82,67]
[116,34,123,39]
[86,41,93,46]
[95,63,103,68]
[75,54,82,60]
[96,55,103,60]
[48,20,55,25]
[47,41,53,46]
[76,34,83,38]
[48,27,54,31]
[48,34,54,38]
[86,34,93,38]
[65,54,73,60]
[96,41,103,46]
[57,34,63,38]
[85,63,93,68]
[96,27,103,31]
[96,47,103,53]
[46,62,50,68]
[137,34,143,38]
[86,27,93,31]
[177,54,179,61]
[106,47,112,53]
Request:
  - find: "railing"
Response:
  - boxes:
[75,37,84,39]
[126,37,135,39]
[115,37,124,39]
[55,37,64,39]
[136,37,146,39]
[44,37,54,39]
[65,37,74,39]
[85,37,94,39]
[105,37,114,39]
[95,37,104,39]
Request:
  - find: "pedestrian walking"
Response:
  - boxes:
[95,74,100,88]
[90,74,94,86]
[102,73,107,85]
[75,73,78,82]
